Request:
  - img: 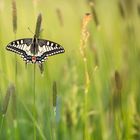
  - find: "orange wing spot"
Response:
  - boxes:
[32,56,36,62]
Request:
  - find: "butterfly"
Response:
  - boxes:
[6,35,65,63]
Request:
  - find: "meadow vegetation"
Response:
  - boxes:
[0,0,140,140]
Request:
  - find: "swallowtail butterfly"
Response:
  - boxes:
[6,35,65,63]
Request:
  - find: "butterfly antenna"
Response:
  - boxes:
[27,27,34,35]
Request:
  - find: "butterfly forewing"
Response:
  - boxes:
[6,38,32,54]
[6,38,33,62]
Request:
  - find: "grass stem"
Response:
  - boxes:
[33,64,36,140]
[0,115,4,136]
[80,13,91,140]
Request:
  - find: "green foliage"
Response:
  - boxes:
[0,0,140,140]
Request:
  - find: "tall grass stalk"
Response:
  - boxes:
[11,1,19,140]
[12,0,17,83]
[0,115,4,137]
[33,13,42,140]
[35,13,44,74]
[12,0,17,34]
[114,70,123,139]
[52,81,57,140]
[33,64,36,140]
[80,13,91,140]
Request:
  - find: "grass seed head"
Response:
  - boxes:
[115,70,122,91]
[12,0,17,34]
[119,0,134,18]
[56,8,64,26]
[35,13,42,38]
[2,84,15,115]
[110,70,122,110]
[89,2,99,26]
[65,107,73,130]
[137,4,140,17]
[80,13,91,58]
[52,81,57,107]
[118,1,125,18]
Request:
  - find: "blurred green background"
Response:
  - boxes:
[0,0,140,140]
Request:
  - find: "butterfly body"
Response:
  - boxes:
[30,35,39,55]
[6,36,65,63]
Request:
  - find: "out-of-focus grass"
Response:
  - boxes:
[0,0,140,140]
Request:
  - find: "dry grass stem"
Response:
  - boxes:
[80,13,91,90]
[80,13,91,59]
[80,13,92,139]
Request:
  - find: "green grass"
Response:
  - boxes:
[0,0,140,140]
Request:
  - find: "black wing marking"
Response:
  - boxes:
[6,38,33,62]
[36,39,65,62]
